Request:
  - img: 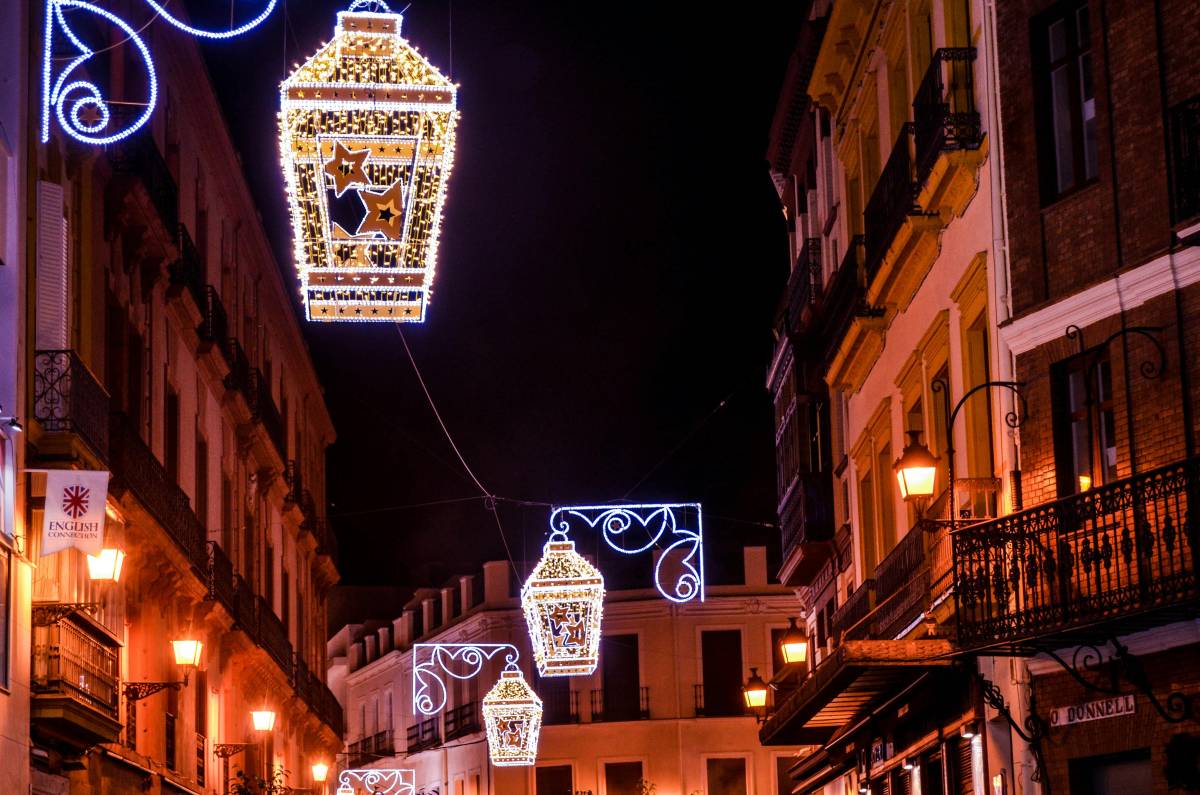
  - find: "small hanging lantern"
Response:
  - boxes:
[279,0,459,323]
[481,664,542,766]
[521,537,605,677]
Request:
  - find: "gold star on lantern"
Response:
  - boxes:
[356,180,406,240]
[323,141,370,197]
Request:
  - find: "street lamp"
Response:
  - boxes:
[312,761,330,795]
[779,617,808,666]
[123,638,200,700]
[742,668,768,712]
[251,709,277,732]
[87,548,126,582]
[894,431,938,502]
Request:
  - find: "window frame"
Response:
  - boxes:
[1052,348,1119,497]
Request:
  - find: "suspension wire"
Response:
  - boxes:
[621,391,733,499]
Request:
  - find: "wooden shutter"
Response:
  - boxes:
[35,181,68,350]
[956,738,974,795]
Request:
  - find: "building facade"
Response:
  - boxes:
[760,1,1200,794]
[5,4,345,794]
[760,0,1022,792]
[329,548,805,795]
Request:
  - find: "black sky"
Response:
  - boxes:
[196,1,799,587]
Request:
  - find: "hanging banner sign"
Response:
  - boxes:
[41,469,108,555]
[1049,694,1135,727]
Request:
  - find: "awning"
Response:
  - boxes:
[759,639,954,746]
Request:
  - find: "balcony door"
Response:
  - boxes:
[601,634,640,720]
[701,630,743,717]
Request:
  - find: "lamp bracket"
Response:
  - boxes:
[32,601,100,626]
[213,742,255,759]
[123,680,185,701]
[412,643,519,716]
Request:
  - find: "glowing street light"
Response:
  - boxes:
[87,548,126,582]
[251,709,276,732]
[779,617,808,665]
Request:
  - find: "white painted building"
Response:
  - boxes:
[328,547,809,795]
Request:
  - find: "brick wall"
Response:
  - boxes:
[1031,641,1200,792]
[996,0,1200,318]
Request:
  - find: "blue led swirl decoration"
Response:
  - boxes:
[41,0,275,145]
[549,503,705,604]
[338,769,415,795]
[412,643,520,716]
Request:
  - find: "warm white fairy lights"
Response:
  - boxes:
[481,664,543,767]
[521,538,605,677]
[279,1,459,323]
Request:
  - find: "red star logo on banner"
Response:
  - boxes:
[62,485,91,519]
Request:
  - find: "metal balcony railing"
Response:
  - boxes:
[1169,94,1200,225]
[32,614,120,719]
[108,135,179,234]
[168,224,205,309]
[256,595,293,672]
[589,687,649,722]
[444,702,481,739]
[108,413,207,568]
[693,684,747,718]
[284,460,303,505]
[779,472,836,558]
[348,729,393,766]
[406,718,440,752]
[542,688,579,725]
[222,337,252,395]
[954,457,1200,649]
[32,350,111,459]
[249,368,286,460]
[206,541,236,614]
[864,125,918,281]
[913,47,982,184]
[832,579,876,641]
[785,237,823,332]
[198,285,229,346]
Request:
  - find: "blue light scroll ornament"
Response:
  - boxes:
[41,0,274,145]
[548,503,705,603]
[337,769,415,795]
[411,643,519,717]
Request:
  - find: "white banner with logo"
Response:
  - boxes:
[41,469,109,556]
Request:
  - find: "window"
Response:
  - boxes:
[536,765,573,795]
[600,634,641,721]
[700,630,743,717]
[195,434,208,527]
[770,628,788,677]
[1034,1,1097,200]
[775,756,794,795]
[1053,351,1118,496]
[604,762,643,795]
[1068,749,1151,794]
[706,758,748,795]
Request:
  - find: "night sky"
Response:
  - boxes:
[195,2,800,588]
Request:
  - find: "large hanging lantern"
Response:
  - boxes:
[521,539,605,677]
[481,666,542,766]
[279,0,458,323]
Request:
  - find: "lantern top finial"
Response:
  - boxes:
[526,538,603,586]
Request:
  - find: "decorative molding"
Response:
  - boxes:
[1000,246,1200,355]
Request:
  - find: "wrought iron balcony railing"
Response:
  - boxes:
[832,579,876,641]
[349,729,393,766]
[815,237,882,363]
[33,350,111,459]
[198,285,229,346]
[589,687,650,722]
[108,413,207,569]
[864,125,918,281]
[406,718,440,752]
[693,684,747,718]
[168,224,206,310]
[256,595,293,672]
[284,460,303,505]
[222,337,252,396]
[249,368,286,460]
[954,457,1200,649]
[779,472,836,559]
[32,613,120,719]
[785,238,823,333]
[541,688,579,725]
[206,541,236,614]
[108,135,180,234]
[1169,94,1200,226]
[444,702,481,739]
[913,47,982,185]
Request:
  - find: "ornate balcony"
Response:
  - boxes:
[444,702,481,739]
[785,238,823,334]
[406,718,440,752]
[31,350,110,462]
[832,579,875,642]
[778,472,835,586]
[1169,94,1200,227]
[913,48,982,191]
[693,684,747,718]
[589,687,650,722]
[256,595,294,672]
[107,135,179,238]
[167,224,206,310]
[249,368,286,461]
[198,285,229,348]
[31,612,122,750]
[205,541,237,614]
[108,413,207,568]
[349,729,394,766]
[865,125,918,282]
[954,457,1200,651]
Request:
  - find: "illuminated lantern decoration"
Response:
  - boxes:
[279,0,459,323]
[481,665,542,766]
[521,538,605,677]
